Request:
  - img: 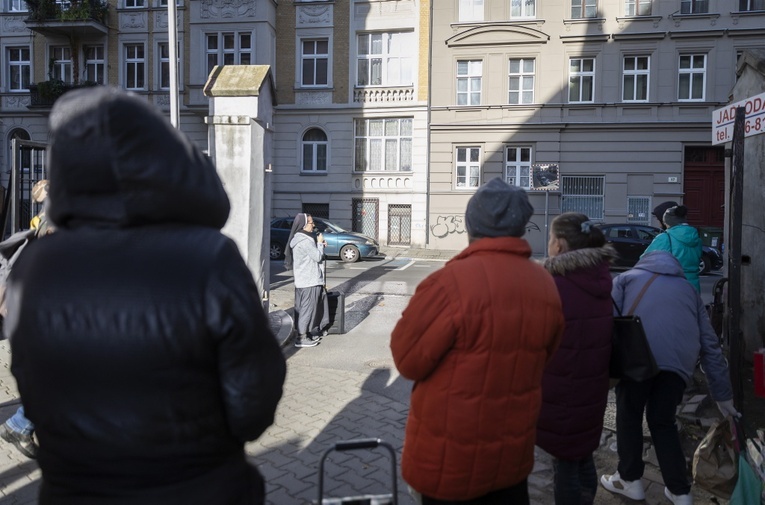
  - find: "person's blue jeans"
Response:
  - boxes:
[553,455,597,505]
[6,406,34,436]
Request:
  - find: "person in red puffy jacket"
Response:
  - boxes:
[391,178,564,505]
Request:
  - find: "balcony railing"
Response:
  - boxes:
[28,80,98,107]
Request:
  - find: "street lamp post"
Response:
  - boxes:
[167,0,179,128]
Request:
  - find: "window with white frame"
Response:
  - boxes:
[569,58,595,103]
[623,56,649,102]
[511,0,536,18]
[625,0,651,15]
[7,46,30,92]
[457,60,482,105]
[302,128,328,172]
[680,0,708,13]
[739,0,765,10]
[84,45,105,84]
[459,0,483,21]
[678,54,706,101]
[124,43,145,90]
[206,32,252,76]
[124,0,144,7]
[561,175,605,219]
[508,58,535,104]
[456,147,481,189]
[571,0,597,17]
[354,118,413,172]
[51,46,72,83]
[9,0,27,11]
[158,0,181,6]
[301,39,329,87]
[505,147,532,190]
[158,42,170,89]
[356,32,413,87]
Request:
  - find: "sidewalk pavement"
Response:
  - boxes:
[0,245,729,504]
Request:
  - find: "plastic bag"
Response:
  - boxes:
[730,453,763,505]
[692,417,738,499]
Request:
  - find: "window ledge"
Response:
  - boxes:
[730,9,765,16]
[615,15,662,28]
[563,17,606,25]
[668,12,721,26]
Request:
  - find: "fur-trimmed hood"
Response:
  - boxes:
[543,244,617,276]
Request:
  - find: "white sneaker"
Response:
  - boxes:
[600,471,646,500]
[664,487,693,505]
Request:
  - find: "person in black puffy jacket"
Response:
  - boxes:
[4,87,286,505]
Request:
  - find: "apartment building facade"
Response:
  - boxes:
[428,0,764,253]
[0,0,276,186]
[271,0,430,248]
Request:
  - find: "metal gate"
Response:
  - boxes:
[2,139,48,238]
[387,204,411,246]
[352,198,379,241]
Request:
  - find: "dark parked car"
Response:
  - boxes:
[596,223,723,274]
[270,217,379,263]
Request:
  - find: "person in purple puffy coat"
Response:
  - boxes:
[537,212,616,505]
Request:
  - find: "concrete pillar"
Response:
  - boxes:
[204,65,275,311]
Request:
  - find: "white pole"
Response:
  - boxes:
[168,0,180,128]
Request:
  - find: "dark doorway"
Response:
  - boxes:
[683,146,725,227]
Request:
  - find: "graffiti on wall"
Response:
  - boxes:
[430,215,540,239]
[430,215,466,238]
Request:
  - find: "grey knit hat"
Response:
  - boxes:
[465,178,534,238]
[663,205,689,228]
[652,201,678,224]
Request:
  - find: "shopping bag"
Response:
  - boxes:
[609,315,660,382]
[693,417,738,499]
[730,453,763,505]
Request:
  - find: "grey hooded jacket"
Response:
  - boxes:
[290,232,325,289]
[612,251,732,401]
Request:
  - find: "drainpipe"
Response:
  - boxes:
[424,0,433,248]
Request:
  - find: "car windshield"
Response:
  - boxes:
[635,227,661,240]
[316,219,346,233]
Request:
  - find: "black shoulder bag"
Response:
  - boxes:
[609,273,661,382]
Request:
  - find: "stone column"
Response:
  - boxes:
[204,65,275,311]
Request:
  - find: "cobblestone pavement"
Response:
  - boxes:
[0,246,732,504]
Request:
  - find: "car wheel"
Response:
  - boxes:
[699,255,711,275]
[340,244,360,263]
[270,242,284,260]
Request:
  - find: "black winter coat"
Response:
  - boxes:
[5,87,286,505]
[536,246,615,460]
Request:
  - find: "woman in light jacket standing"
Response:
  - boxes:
[538,212,616,505]
[601,251,738,505]
[285,213,329,348]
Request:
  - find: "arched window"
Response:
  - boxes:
[301,128,327,172]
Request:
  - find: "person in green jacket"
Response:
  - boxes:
[642,205,702,292]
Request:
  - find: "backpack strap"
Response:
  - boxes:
[626,273,660,316]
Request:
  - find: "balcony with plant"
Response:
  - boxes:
[25,0,108,24]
